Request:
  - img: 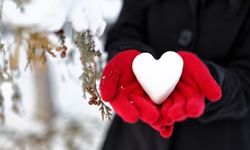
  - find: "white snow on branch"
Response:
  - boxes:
[2,0,106,37]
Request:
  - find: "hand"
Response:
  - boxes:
[161,51,222,125]
[150,117,174,138]
[100,49,160,124]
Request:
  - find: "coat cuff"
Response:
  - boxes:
[203,60,225,86]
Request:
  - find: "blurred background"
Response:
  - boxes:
[0,0,123,149]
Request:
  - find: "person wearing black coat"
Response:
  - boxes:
[101,0,250,150]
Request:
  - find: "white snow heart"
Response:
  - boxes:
[132,51,183,105]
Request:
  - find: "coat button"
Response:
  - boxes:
[178,29,193,47]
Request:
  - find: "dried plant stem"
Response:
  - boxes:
[76,31,112,120]
[10,30,23,71]
[0,37,6,123]
[0,90,5,123]
[25,32,57,70]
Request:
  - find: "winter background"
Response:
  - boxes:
[0,0,123,149]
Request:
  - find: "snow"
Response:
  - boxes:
[101,0,123,23]
[132,52,183,105]
[0,0,123,149]
[2,0,106,37]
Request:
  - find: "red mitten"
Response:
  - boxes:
[161,51,222,125]
[150,117,174,138]
[100,49,160,124]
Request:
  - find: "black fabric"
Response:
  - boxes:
[103,116,172,150]
[102,0,250,150]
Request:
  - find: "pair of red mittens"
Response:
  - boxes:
[100,49,222,138]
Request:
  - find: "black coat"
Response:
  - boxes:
[102,0,250,150]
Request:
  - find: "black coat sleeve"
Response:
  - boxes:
[199,14,250,123]
[105,0,157,60]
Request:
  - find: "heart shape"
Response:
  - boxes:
[132,51,183,105]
